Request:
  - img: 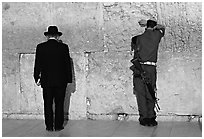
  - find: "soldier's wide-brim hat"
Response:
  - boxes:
[44,26,62,36]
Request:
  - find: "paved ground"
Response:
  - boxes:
[2,119,202,137]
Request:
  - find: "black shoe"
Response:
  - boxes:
[139,118,150,126]
[46,127,54,132]
[55,127,64,131]
[149,118,158,126]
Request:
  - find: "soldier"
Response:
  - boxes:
[131,18,165,126]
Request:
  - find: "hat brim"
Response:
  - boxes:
[44,32,62,36]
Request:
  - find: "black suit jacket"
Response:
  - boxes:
[34,39,72,88]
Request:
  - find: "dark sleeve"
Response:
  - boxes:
[132,36,137,44]
[33,45,41,83]
[131,36,140,52]
[64,44,72,83]
[131,36,137,51]
[155,24,165,37]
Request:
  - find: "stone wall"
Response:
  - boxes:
[2,2,202,120]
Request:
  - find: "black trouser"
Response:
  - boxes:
[42,86,66,129]
[133,65,157,121]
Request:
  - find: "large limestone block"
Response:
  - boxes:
[157,52,202,115]
[87,52,138,115]
[2,51,20,113]
[156,2,202,52]
[2,2,50,53]
[20,54,43,113]
[68,53,87,119]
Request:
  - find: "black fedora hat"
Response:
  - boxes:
[44,26,62,36]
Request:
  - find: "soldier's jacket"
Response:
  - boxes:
[131,29,164,63]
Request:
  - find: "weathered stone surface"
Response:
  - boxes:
[157,52,202,115]
[87,52,137,114]
[68,52,87,119]
[104,2,158,51]
[2,3,50,53]
[45,2,104,53]
[20,54,43,113]
[2,51,20,113]
[157,2,202,53]
[2,2,104,53]
[2,2,202,119]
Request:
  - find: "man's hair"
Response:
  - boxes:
[47,34,59,38]
[147,20,157,28]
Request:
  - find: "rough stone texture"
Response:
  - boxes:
[2,2,202,119]
[20,54,43,113]
[51,2,104,53]
[87,52,136,115]
[157,52,202,115]
[68,52,87,119]
[2,3,49,53]
[2,51,20,113]
[103,2,158,51]
[157,2,202,53]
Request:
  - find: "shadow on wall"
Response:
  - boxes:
[63,58,76,127]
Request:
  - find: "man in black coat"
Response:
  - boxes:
[34,26,72,132]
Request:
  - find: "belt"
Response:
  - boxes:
[140,61,157,66]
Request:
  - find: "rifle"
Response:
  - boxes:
[130,58,160,112]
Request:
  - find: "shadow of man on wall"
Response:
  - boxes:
[63,58,76,127]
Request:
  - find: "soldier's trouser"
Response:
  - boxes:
[133,65,157,121]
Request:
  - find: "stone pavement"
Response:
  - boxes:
[2,119,202,137]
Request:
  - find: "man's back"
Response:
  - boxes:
[137,29,164,62]
[34,39,72,87]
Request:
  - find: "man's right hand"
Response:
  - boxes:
[154,24,165,30]
[36,79,41,86]
[154,24,165,36]
[138,19,147,27]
